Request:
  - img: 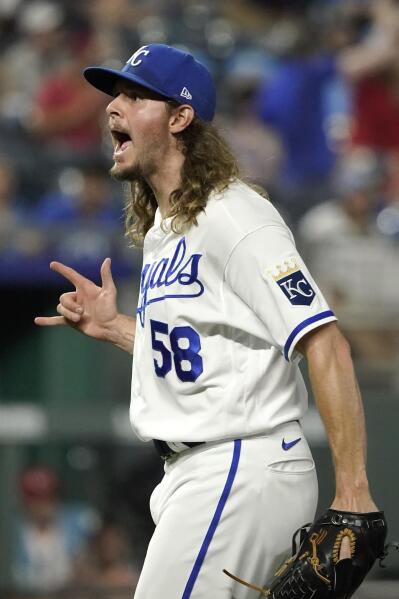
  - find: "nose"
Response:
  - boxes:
[106,95,122,117]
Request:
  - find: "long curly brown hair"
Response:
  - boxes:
[124,115,243,246]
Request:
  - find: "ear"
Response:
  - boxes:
[169,104,195,133]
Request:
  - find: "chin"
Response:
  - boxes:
[110,160,138,182]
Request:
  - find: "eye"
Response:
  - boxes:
[127,91,143,101]
[112,89,142,101]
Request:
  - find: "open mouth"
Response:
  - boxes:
[111,129,133,154]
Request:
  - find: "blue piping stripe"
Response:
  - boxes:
[181,439,242,599]
[284,310,335,361]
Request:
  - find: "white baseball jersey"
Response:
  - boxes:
[130,180,336,442]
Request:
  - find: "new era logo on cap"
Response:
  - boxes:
[180,87,192,100]
[83,43,216,121]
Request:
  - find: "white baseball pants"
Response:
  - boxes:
[134,421,318,599]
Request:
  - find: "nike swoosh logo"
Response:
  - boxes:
[282,437,301,451]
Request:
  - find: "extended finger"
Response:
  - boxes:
[50,261,88,288]
[57,303,82,323]
[100,257,116,291]
[34,316,67,327]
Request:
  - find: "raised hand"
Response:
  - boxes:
[35,258,118,342]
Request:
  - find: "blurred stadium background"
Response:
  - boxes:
[0,0,399,597]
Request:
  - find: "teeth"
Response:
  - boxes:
[114,138,133,158]
[121,140,132,151]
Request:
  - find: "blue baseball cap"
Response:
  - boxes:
[84,43,216,122]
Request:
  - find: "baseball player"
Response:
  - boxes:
[35,44,379,598]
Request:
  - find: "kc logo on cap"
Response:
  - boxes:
[127,46,150,67]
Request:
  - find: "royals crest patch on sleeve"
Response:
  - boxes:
[267,258,315,306]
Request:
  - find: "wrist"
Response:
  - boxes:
[332,478,378,513]
[331,494,379,513]
[104,313,135,354]
[336,471,368,489]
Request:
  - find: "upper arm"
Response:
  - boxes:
[224,224,337,360]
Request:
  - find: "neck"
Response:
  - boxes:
[147,147,185,218]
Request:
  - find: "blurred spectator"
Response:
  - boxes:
[255,17,338,224]
[0,1,69,121]
[74,522,140,591]
[27,30,107,159]
[0,0,22,52]
[0,157,24,250]
[222,0,271,35]
[219,48,282,188]
[12,465,98,593]
[33,160,123,263]
[339,0,399,151]
[298,148,399,367]
[83,0,147,62]
[0,157,44,257]
[298,148,384,248]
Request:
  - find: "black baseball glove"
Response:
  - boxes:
[224,509,396,598]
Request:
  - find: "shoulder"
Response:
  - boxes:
[204,179,287,236]
[190,180,291,268]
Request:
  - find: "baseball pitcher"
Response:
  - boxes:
[36,44,392,598]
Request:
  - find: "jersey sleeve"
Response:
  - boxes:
[224,224,337,361]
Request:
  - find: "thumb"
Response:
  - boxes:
[100,257,116,291]
[334,535,354,595]
[338,535,352,561]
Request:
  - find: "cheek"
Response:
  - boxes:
[132,110,170,146]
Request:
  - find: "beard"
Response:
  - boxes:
[109,138,162,182]
[109,148,158,183]
[110,162,144,182]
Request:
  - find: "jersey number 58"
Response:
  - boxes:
[150,319,203,382]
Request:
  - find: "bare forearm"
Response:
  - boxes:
[104,313,136,354]
[298,324,377,511]
[307,334,368,493]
